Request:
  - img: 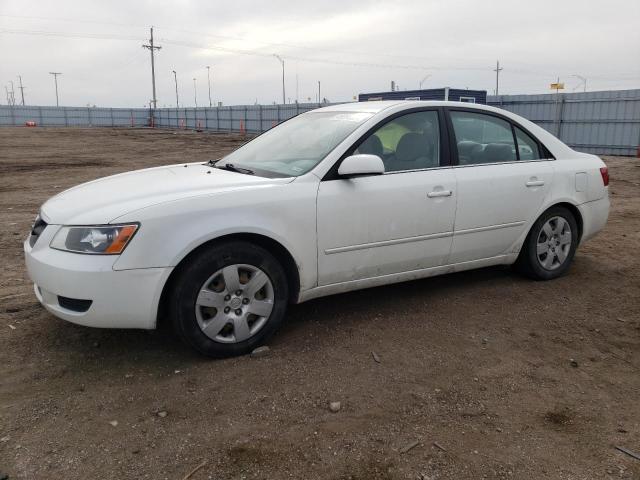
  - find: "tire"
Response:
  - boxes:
[168,241,289,358]
[515,206,579,281]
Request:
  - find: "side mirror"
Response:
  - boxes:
[338,154,385,177]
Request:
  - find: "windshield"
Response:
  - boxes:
[220,111,373,177]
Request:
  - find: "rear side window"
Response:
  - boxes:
[354,110,440,172]
[514,126,542,160]
[450,111,517,165]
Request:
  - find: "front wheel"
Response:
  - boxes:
[168,241,289,357]
[516,206,579,280]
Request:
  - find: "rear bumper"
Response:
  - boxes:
[578,195,610,243]
[24,225,172,329]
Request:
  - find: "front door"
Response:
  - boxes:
[316,109,457,286]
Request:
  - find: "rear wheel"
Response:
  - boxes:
[516,206,578,280]
[169,241,289,357]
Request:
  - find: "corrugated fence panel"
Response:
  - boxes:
[0,106,153,127]
[2,92,638,155]
[489,89,640,155]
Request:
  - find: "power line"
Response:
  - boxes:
[0,13,519,67]
[0,27,501,72]
[1,26,638,93]
[0,27,142,41]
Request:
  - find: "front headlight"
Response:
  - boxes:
[50,224,139,254]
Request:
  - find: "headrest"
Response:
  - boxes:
[396,133,426,162]
[481,143,514,162]
[457,141,483,164]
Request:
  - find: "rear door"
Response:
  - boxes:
[447,109,553,263]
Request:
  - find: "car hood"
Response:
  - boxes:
[41,163,294,224]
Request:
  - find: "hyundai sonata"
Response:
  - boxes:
[24,101,610,357]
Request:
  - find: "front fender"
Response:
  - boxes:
[112,180,318,293]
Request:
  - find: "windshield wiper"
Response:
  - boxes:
[216,163,255,175]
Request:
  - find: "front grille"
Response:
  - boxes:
[29,216,48,247]
[57,296,93,313]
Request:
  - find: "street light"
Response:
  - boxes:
[193,77,197,108]
[206,66,212,107]
[8,80,15,105]
[571,74,587,92]
[172,70,179,108]
[419,74,432,89]
[5,86,13,106]
[273,54,285,104]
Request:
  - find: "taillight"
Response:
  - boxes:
[600,166,609,187]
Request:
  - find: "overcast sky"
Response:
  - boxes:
[1,0,639,107]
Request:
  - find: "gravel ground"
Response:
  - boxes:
[0,127,639,480]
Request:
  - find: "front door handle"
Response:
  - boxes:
[427,190,453,198]
[526,180,545,187]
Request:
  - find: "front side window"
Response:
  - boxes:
[221,111,373,177]
[450,111,517,165]
[354,110,440,172]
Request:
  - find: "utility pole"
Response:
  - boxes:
[172,70,179,108]
[142,27,162,109]
[318,81,321,104]
[493,60,503,96]
[273,54,285,104]
[193,78,197,107]
[17,75,25,105]
[206,66,212,107]
[49,72,61,106]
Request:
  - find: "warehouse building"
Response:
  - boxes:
[358,87,487,104]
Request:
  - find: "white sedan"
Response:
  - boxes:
[24,101,610,357]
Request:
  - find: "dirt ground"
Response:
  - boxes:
[1,127,639,480]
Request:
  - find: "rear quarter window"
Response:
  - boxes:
[514,126,543,160]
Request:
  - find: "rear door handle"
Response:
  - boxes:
[526,180,545,187]
[427,190,453,198]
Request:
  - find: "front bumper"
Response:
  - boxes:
[24,224,172,329]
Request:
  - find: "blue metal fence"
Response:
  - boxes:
[487,89,640,156]
[1,89,639,156]
[0,105,152,127]
[151,103,325,133]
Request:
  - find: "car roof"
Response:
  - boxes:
[315,101,403,113]
[317,100,507,113]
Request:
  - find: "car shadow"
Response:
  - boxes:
[41,264,525,366]
[282,264,523,332]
